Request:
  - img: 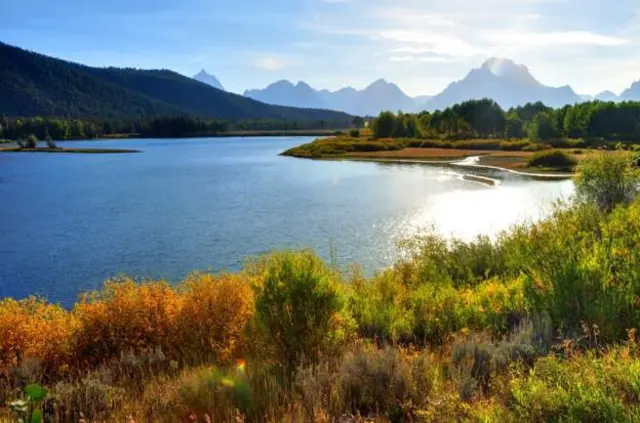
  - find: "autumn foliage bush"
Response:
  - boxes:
[0,274,255,381]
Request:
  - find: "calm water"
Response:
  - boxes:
[0,137,574,305]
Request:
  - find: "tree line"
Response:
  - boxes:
[0,116,338,141]
[372,99,640,142]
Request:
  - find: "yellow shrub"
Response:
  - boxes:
[72,280,184,364]
[177,274,254,364]
[0,297,78,376]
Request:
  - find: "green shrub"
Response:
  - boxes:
[399,234,511,288]
[575,151,640,212]
[348,129,359,138]
[512,200,640,342]
[253,251,352,369]
[173,367,252,420]
[507,350,640,422]
[522,143,549,152]
[526,149,577,169]
[26,134,38,149]
[499,140,531,151]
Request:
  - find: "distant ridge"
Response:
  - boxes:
[0,42,352,124]
[245,78,416,116]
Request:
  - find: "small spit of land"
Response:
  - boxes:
[282,136,616,176]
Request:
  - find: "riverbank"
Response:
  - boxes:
[0,146,141,154]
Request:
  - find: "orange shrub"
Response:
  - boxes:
[0,297,78,377]
[177,274,254,364]
[72,279,184,365]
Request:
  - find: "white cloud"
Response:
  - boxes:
[253,56,298,71]
[482,30,629,48]
[377,30,485,57]
[389,55,452,63]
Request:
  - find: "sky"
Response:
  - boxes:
[2,0,640,96]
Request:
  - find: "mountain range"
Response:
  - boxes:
[244,79,417,116]
[0,42,351,124]
[236,58,640,115]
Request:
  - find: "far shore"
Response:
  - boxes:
[96,129,344,140]
[0,146,141,154]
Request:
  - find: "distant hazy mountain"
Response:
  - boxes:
[420,58,583,111]
[244,79,416,116]
[620,82,640,101]
[193,69,225,91]
[595,90,620,102]
[244,80,329,109]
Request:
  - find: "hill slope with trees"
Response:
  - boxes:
[0,42,352,124]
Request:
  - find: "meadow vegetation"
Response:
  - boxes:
[0,152,639,422]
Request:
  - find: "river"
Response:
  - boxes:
[0,137,574,305]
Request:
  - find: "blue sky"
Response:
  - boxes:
[3,0,639,96]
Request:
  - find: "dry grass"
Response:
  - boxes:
[347,148,595,173]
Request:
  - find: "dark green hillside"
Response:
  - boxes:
[0,42,185,118]
[0,42,352,124]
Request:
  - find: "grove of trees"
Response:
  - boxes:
[0,116,337,141]
[372,99,640,142]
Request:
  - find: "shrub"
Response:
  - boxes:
[399,233,511,288]
[451,318,553,399]
[73,280,183,366]
[507,349,640,422]
[513,200,640,342]
[499,140,531,151]
[25,134,38,149]
[171,366,251,421]
[337,347,430,422]
[45,136,57,149]
[177,274,254,364]
[253,251,352,369]
[0,297,78,379]
[522,143,549,152]
[54,375,127,422]
[348,129,359,138]
[526,149,577,169]
[575,151,640,212]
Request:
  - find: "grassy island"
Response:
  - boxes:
[0,153,639,422]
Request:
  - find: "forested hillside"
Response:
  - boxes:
[0,42,352,125]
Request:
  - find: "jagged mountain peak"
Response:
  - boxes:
[192,69,225,91]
